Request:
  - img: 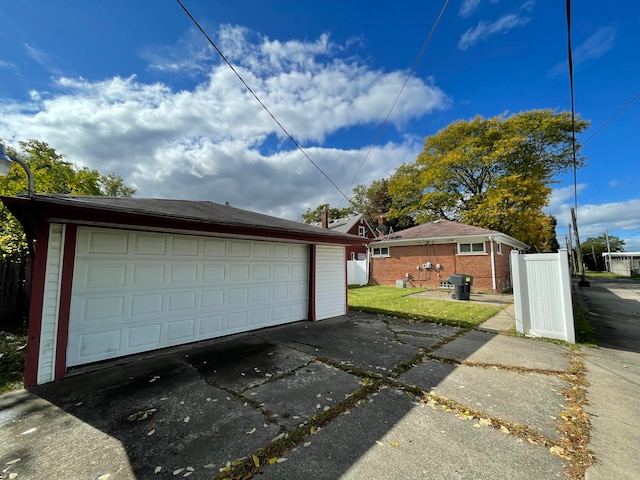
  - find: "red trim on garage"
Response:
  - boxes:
[54,225,77,380]
[344,249,349,314]
[308,244,317,322]
[24,224,50,387]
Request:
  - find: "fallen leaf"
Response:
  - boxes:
[173,468,185,475]
[315,404,321,409]
[303,442,312,447]
[186,467,194,472]
[6,458,21,465]
[268,457,278,465]
[252,455,260,468]
[246,427,256,434]
[479,418,492,426]
[310,426,316,435]
[323,406,330,412]
[390,442,399,447]
[276,458,287,463]
[97,475,111,480]
[183,416,190,423]
[147,429,156,436]
[9,474,18,480]
[375,440,384,446]
[183,472,193,478]
[154,466,162,473]
[500,426,510,435]
[203,464,216,469]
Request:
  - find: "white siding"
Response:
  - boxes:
[37,224,66,384]
[67,228,309,366]
[315,245,346,320]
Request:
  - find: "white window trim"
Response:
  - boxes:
[358,225,367,238]
[496,242,502,255]
[457,241,487,255]
[371,246,390,257]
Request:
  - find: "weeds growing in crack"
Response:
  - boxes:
[556,353,594,479]
[214,381,383,480]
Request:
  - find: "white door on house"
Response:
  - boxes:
[67,227,309,366]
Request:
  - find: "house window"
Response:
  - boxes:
[458,242,485,254]
[496,242,502,254]
[372,246,389,257]
[358,226,367,238]
[350,252,356,260]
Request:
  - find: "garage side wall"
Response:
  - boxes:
[314,245,346,320]
[37,223,66,385]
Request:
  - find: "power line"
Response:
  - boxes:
[340,0,451,207]
[175,0,352,205]
[565,0,578,214]
[582,91,640,146]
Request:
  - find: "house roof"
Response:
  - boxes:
[311,214,374,235]
[1,194,366,246]
[372,218,529,249]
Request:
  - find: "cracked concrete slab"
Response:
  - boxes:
[259,387,566,480]
[244,361,362,428]
[433,330,572,371]
[399,361,569,440]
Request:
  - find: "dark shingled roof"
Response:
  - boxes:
[0,194,366,245]
[387,218,499,241]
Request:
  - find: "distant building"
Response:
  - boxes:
[602,252,640,276]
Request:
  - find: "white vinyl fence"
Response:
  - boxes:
[510,249,575,343]
[347,259,368,285]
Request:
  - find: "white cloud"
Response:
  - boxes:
[546,185,640,251]
[459,0,482,18]
[549,26,616,76]
[458,2,533,50]
[0,26,447,220]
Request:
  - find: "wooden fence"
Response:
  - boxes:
[0,258,30,332]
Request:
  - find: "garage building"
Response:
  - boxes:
[1,195,366,386]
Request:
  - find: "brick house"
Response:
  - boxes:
[369,219,528,293]
[312,210,375,261]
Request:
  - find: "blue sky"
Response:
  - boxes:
[1,1,639,250]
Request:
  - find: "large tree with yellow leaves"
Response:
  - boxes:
[387,110,589,251]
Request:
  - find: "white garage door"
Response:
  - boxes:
[67,227,309,367]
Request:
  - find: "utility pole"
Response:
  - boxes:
[605,229,612,272]
[571,207,590,287]
[567,223,575,274]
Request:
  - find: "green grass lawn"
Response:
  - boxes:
[348,286,501,328]
[0,333,27,394]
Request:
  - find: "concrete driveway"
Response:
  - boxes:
[2,309,578,479]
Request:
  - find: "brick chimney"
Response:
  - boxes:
[377,214,387,238]
[321,207,329,229]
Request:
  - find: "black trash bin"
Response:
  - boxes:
[447,274,474,300]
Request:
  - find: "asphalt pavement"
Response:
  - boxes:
[2,282,636,480]
[578,277,640,480]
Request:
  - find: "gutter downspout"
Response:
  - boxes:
[489,235,496,291]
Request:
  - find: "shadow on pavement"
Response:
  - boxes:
[0,311,570,479]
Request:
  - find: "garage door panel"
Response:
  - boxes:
[87,230,128,254]
[132,264,165,285]
[201,289,224,308]
[68,229,309,367]
[130,294,163,316]
[202,264,225,282]
[167,291,197,312]
[170,264,198,284]
[133,233,166,255]
[128,323,162,348]
[199,315,223,335]
[166,318,195,341]
[81,296,125,323]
